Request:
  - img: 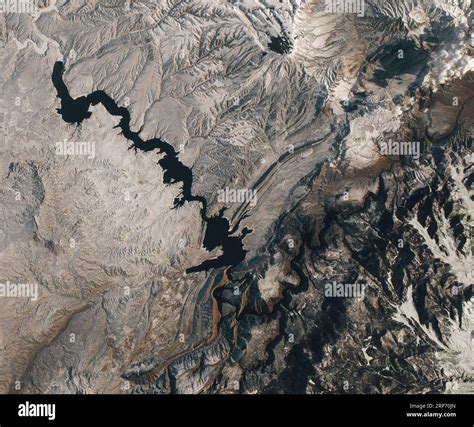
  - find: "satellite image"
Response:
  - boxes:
[0,0,473,415]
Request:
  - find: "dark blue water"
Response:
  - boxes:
[52,61,249,273]
[268,35,292,54]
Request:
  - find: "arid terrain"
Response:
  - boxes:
[0,0,472,394]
